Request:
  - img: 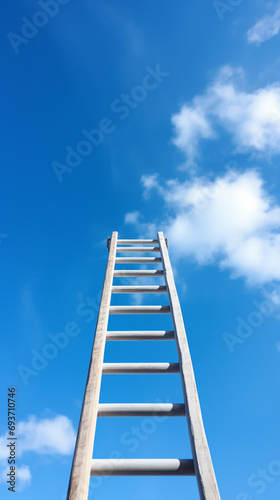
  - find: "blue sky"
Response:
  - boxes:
[1,0,280,498]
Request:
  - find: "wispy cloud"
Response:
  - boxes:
[247,4,280,46]
[94,2,146,58]
[172,66,280,167]
[124,211,140,224]
[124,209,156,237]
[19,286,45,344]
[129,169,280,288]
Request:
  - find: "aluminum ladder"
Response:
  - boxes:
[67,231,220,500]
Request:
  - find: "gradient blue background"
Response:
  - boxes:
[1,1,280,499]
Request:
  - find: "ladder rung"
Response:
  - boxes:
[116,247,160,253]
[115,257,161,263]
[102,362,180,374]
[117,239,158,245]
[111,285,167,294]
[106,330,175,340]
[98,403,185,417]
[91,458,195,476]
[113,270,163,277]
[109,305,170,314]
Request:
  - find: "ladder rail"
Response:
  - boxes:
[158,232,221,500]
[66,231,118,500]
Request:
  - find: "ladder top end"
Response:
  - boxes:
[157,231,168,248]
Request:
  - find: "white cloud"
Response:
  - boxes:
[0,437,7,461]
[141,174,161,198]
[172,104,215,167]
[172,66,280,166]
[0,414,75,492]
[0,465,31,491]
[138,169,280,287]
[124,208,157,238]
[0,414,75,460]
[17,414,75,456]
[17,465,32,491]
[247,5,280,46]
[0,466,7,483]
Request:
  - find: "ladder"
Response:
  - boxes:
[67,231,221,500]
